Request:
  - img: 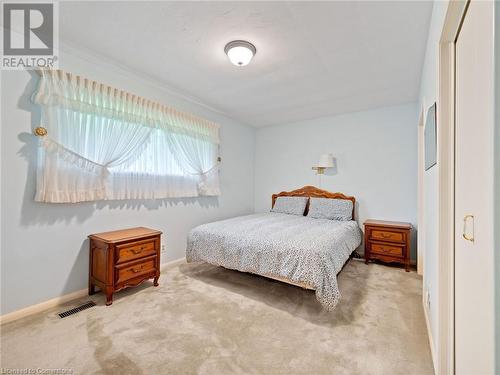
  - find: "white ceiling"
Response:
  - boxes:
[60,1,433,127]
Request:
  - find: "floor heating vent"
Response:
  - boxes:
[58,301,96,318]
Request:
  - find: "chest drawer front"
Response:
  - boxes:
[116,240,156,264]
[369,228,405,243]
[116,257,156,284]
[370,242,404,257]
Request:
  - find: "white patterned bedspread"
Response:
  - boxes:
[186,212,362,310]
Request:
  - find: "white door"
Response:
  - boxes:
[454,1,495,374]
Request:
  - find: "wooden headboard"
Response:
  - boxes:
[271,185,356,220]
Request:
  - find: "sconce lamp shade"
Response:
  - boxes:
[317,153,334,168]
[312,153,334,175]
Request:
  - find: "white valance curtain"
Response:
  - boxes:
[33,69,220,203]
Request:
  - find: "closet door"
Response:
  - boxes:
[454,1,494,373]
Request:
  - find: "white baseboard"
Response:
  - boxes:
[0,288,88,325]
[161,257,186,269]
[0,257,186,325]
[423,298,437,374]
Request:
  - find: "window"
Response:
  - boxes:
[32,69,220,203]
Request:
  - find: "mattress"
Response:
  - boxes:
[186,212,362,310]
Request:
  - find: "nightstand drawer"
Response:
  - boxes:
[115,256,156,284]
[370,229,404,243]
[116,240,156,263]
[370,242,404,257]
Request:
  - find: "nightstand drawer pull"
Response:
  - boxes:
[370,243,403,257]
[116,258,156,284]
[116,240,156,263]
[371,230,404,243]
[131,266,143,273]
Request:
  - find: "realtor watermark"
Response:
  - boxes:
[1,2,59,69]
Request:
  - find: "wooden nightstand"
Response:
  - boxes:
[88,227,162,305]
[364,220,412,272]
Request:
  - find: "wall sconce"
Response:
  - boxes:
[312,153,334,174]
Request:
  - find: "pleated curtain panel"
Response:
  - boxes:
[32,69,221,203]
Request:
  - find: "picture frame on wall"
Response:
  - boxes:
[424,102,437,171]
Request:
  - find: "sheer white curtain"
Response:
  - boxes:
[166,133,220,196]
[33,69,220,203]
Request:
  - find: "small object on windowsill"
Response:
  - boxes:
[363,219,412,272]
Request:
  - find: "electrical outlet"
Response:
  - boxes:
[161,244,166,253]
[426,289,431,310]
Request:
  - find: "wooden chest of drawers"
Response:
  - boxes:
[88,227,162,305]
[364,219,412,272]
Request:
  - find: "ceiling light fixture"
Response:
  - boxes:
[224,40,256,67]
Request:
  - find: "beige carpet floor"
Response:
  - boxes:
[1,259,433,375]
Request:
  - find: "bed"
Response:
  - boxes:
[186,186,362,310]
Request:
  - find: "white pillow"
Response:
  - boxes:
[271,196,308,216]
[307,198,353,221]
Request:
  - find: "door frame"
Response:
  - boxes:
[417,106,424,276]
[437,1,469,374]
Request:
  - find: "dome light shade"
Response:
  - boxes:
[224,40,256,66]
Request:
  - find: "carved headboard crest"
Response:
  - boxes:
[271,185,356,220]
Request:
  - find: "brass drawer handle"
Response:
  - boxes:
[380,233,391,238]
[372,244,400,254]
[131,265,144,273]
[130,246,146,254]
[375,246,390,253]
